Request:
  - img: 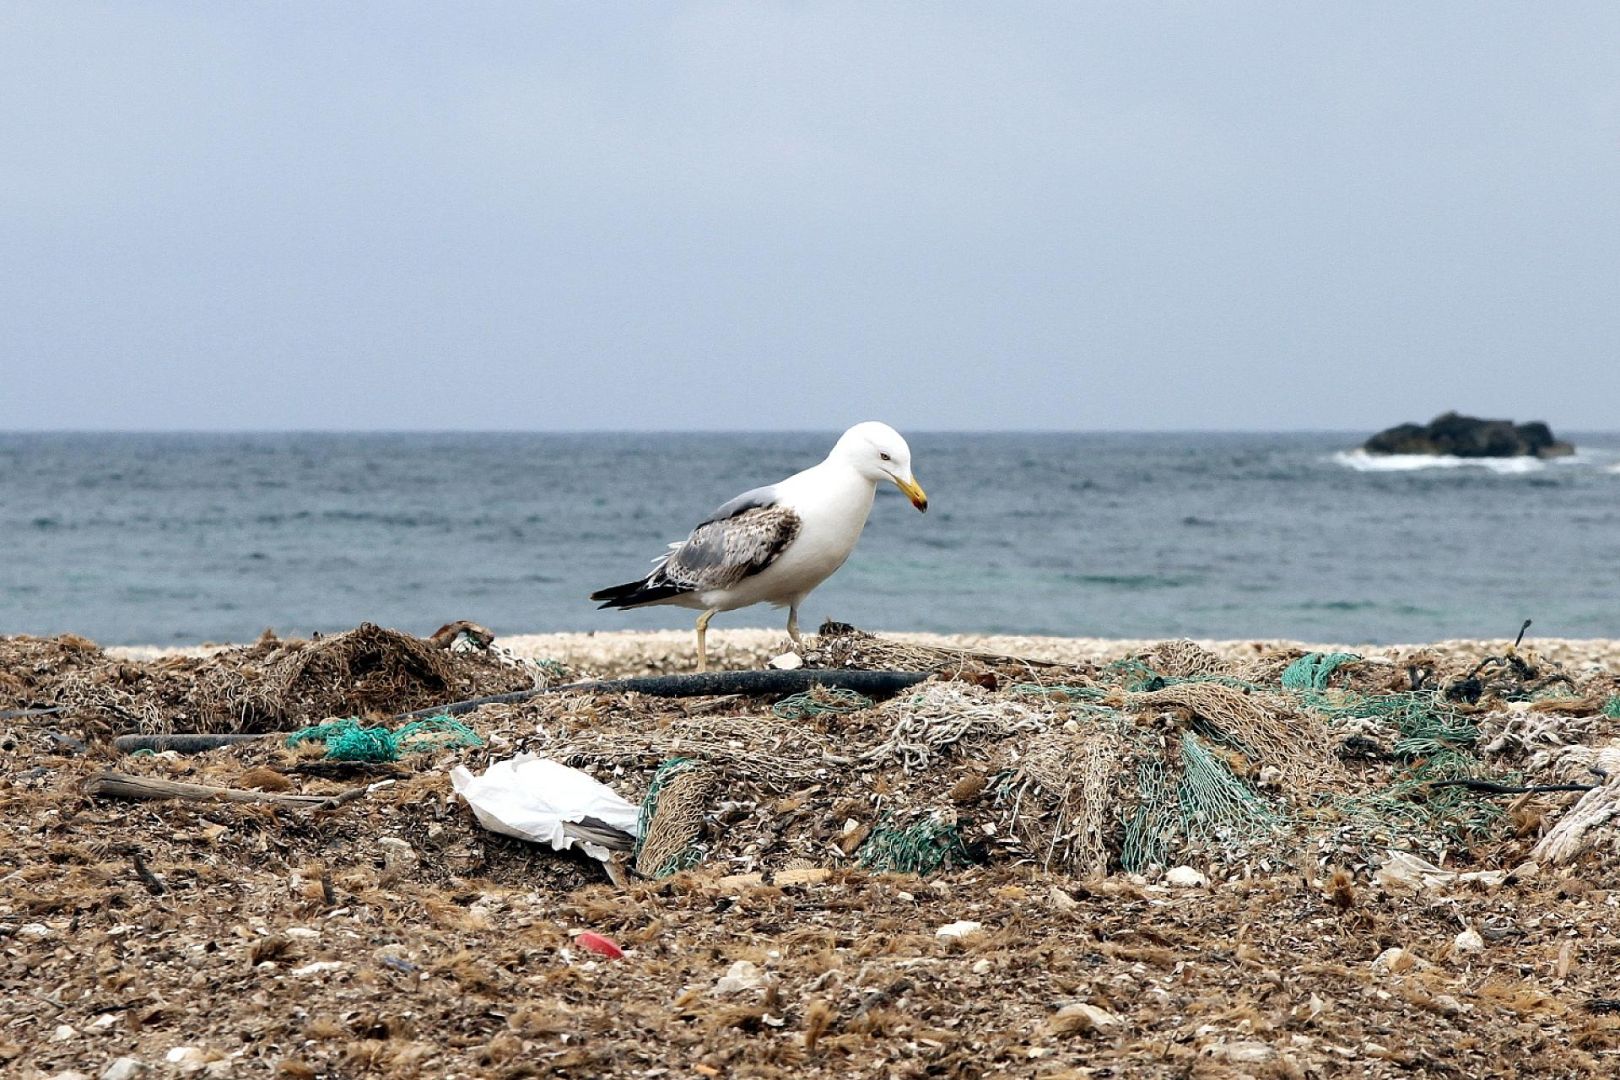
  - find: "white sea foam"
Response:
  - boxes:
[1331,449,1547,474]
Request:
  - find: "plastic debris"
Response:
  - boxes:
[713,959,765,993]
[450,754,639,861]
[1374,850,1507,892]
[576,931,624,959]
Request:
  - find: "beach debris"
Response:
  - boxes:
[285,715,481,762]
[7,623,1620,1076]
[1527,744,1620,865]
[575,932,623,959]
[82,772,368,809]
[450,754,639,861]
[633,758,714,877]
[1374,852,1507,893]
[713,960,766,994]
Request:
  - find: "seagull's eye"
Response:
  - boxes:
[880,452,892,462]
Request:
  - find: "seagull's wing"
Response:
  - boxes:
[591,485,801,607]
[654,503,802,592]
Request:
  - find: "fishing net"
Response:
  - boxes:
[634,758,714,878]
[771,686,873,721]
[863,683,1046,773]
[1279,652,1362,691]
[857,810,980,875]
[999,726,1130,876]
[285,715,482,761]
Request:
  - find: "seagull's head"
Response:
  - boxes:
[832,421,928,512]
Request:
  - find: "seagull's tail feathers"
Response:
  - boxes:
[590,577,690,610]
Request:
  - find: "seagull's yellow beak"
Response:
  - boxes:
[894,475,928,512]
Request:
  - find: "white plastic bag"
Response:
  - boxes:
[450,753,640,862]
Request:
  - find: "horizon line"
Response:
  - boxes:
[5,425,1616,437]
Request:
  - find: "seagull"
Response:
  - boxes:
[590,422,928,671]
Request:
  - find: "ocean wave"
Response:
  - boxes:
[1332,449,1549,474]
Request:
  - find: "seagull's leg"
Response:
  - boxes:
[786,603,802,645]
[695,608,718,673]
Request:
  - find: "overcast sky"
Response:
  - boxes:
[3,3,1618,432]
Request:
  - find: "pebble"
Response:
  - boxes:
[1046,1002,1123,1035]
[102,1059,144,1080]
[1452,927,1485,955]
[1165,866,1209,888]
[19,922,53,939]
[284,927,321,940]
[49,1072,91,1080]
[935,920,983,940]
[51,1024,77,1042]
[291,960,346,977]
[1204,1040,1276,1064]
[165,1047,207,1073]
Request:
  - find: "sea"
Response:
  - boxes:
[2,431,1618,647]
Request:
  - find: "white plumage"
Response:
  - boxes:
[591,422,928,670]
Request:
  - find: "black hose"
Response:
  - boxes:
[396,668,933,721]
[112,733,280,754]
[1427,778,1596,796]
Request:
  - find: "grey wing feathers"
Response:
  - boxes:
[653,505,802,591]
[706,484,780,524]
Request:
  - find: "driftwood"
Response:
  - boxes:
[83,771,367,809]
[398,668,933,721]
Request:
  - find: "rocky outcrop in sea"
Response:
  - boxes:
[1363,412,1574,459]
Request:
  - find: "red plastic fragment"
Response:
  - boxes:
[575,931,623,959]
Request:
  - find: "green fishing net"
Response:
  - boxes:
[285,715,482,761]
[857,811,979,875]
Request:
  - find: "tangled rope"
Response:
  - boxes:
[285,716,482,762]
[1280,652,1362,691]
[771,686,874,720]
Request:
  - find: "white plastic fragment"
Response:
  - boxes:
[768,651,804,670]
[1375,851,1505,892]
[450,754,640,861]
[935,920,983,939]
[291,960,346,977]
[713,960,765,994]
[51,1024,77,1042]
